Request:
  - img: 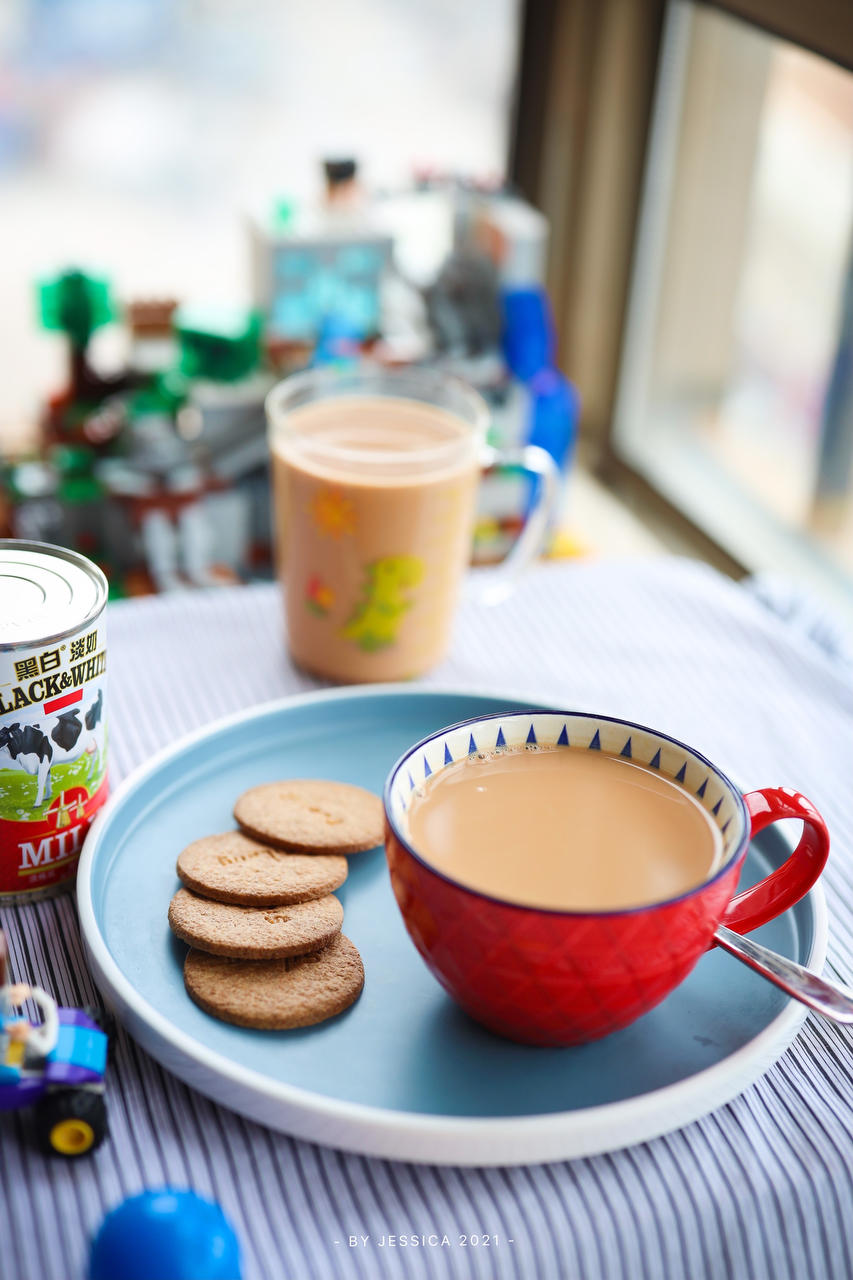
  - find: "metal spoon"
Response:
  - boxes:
[715,925,853,1023]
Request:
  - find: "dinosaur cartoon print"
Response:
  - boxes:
[340,555,424,652]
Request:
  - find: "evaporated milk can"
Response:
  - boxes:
[0,540,108,902]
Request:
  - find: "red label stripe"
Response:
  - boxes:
[43,689,84,716]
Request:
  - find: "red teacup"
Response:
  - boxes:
[383,710,829,1046]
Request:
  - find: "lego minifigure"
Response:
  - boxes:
[0,934,59,1071]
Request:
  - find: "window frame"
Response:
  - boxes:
[510,0,853,612]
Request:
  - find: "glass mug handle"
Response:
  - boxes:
[716,788,829,938]
[467,444,562,606]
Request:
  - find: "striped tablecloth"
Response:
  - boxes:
[2,555,853,1280]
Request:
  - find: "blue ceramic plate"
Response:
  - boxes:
[77,687,826,1166]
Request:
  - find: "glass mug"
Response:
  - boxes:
[266,367,559,682]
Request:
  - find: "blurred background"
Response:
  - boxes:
[0,0,851,628]
[0,0,517,414]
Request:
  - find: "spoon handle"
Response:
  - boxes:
[714,925,853,1024]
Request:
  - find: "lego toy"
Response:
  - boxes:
[126,298,179,377]
[0,931,109,1157]
[323,157,362,209]
[38,268,118,407]
[249,158,392,344]
[2,289,274,590]
[1,162,581,591]
[424,250,503,356]
[89,1189,242,1280]
[175,307,262,384]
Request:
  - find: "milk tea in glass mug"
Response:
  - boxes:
[266,367,559,682]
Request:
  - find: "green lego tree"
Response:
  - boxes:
[38,269,115,400]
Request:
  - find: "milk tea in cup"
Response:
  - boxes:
[384,710,830,1044]
[270,393,481,682]
[406,745,722,911]
[268,367,561,683]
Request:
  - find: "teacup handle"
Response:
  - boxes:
[717,788,829,936]
[469,444,561,605]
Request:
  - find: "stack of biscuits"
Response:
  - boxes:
[168,780,383,1030]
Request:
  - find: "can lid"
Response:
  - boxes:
[0,541,107,649]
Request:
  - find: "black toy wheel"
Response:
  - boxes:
[35,1089,107,1158]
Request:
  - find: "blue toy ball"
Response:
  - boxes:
[89,1189,242,1280]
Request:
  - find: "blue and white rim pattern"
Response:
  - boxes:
[387,710,749,901]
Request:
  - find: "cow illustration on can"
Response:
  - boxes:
[0,542,109,902]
